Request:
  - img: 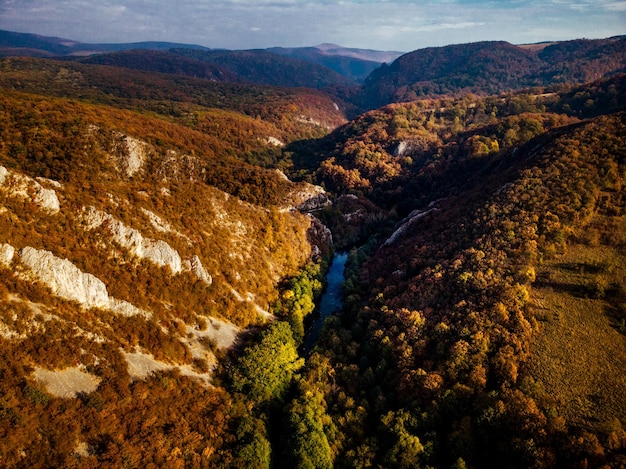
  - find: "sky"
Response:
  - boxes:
[0,0,625,52]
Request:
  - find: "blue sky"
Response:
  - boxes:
[1,0,624,51]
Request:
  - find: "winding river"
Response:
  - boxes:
[302,252,348,354]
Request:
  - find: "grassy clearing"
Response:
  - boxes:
[527,228,626,430]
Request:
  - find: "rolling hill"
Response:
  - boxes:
[361,36,626,108]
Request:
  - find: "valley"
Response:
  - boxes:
[0,30,625,468]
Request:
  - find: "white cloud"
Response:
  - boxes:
[0,0,623,50]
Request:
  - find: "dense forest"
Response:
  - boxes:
[0,33,625,468]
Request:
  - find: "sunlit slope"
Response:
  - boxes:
[0,57,347,147]
[0,89,322,384]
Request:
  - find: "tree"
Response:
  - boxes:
[230,321,303,405]
[381,410,425,468]
[282,386,334,469]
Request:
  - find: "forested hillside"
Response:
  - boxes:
[361,37,626,108]
[294,75,626,467]
[0,34,625,468]
[0,65,333,465]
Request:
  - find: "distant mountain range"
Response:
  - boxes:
[0,30,402,84]
[2,29,626,114]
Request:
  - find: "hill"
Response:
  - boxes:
[361,37,626,108]
[0,86,338,466]
[290,75,626,467]
[266,44,403,83]
[164,48,358,89]
[0,29,210,57]
[0,56,347,159]
[67,49,242,83]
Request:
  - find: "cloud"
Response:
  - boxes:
[0,0,623,50]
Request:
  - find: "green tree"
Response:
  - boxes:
[283,388,334,469]
[231,321,303,405]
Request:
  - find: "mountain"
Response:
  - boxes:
[0,73,336,466]
[68,49,242,83]
[266,44,403,82]
[0,29,210,57]
[361,37,626,108]
[164,48,357,89]
[0,56,347,148]
[0,30,388,86]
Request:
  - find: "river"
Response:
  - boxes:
[301,252,348,354]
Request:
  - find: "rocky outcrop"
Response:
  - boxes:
[120,135,148,177]
[184,255,212,285]
[286,182,331,212]
[307,214,333,259]
[0,166,60,214]
[19,247,110,309]
[17,246,150,317]
[265,136,284,147]
[34,366,101,398]
[0,243,14,267]
[383,205,438,247]
[82,206,182,274]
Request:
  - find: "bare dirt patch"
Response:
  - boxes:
[33,366,101,398]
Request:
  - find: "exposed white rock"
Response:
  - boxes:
[19,247,110,309]
[123,350,170,379]
[141,207,173,233]
[82,206,182,274]
[274,169,290,181]
[0,167,60,214]
[123,349,212,385]
[17,246,151,318]
[33,185,61,214]
[33,366,101,398]
[265,136,284,147]
[35,177,63,189]
[184,255,212,285]
[383,208,438,247]
[286,182,331,212]
[120,135,148,177]
[141,238,182,273]
[186,316,239,353]
[0,243,15,267]
[141,207,191,243]
[394,140,411,157]
[108,298,151,318]
[0,166,8,185]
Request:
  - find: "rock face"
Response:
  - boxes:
[287,182,331,212]
[19,247,110,309]
[116,134,149,178]
[0,166,60,214]
[307,214,333,260]
[17,246,150,317]
[34,367,101,398]
[383,206,438,247]
[0,243,14,267]
[82,206,182,274]
[185,255,212,285]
